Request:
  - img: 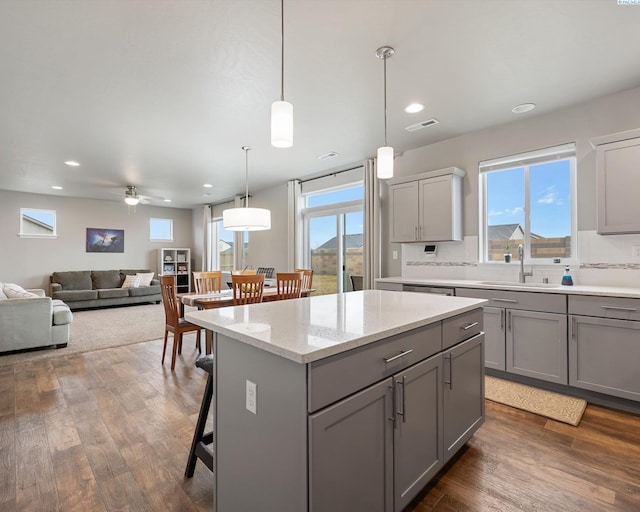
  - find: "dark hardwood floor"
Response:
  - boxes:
[1,337,639,511]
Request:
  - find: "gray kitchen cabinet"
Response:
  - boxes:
[443,332,485,462]
[455,288,567,384]
[393,354,444,512]
[309,378,394,512]
[309,310,484,512]
[569,295,640,402]
[591,131,640,234]
[388,167,465,242]
[507,310,568,384]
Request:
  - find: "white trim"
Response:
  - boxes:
[479,142,576,172]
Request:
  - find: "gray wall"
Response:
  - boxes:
[0,189,194,290]
[382,86,640,277]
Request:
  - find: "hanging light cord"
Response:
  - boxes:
[243,146,251,208]
[383,55,388,146]
[280,0,285,102]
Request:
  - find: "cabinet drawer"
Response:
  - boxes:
[307,322,442,413]
[442,308,483,349]
[569,295,640,321]
[455,288,566,314]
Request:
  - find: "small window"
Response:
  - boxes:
[150,218,173,241]
[20,208,57,238]
[306,185,364,208]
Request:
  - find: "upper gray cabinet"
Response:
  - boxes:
[591,129,640,235]
[388,167,465,242]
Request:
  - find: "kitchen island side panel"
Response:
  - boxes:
[215,334,308,512]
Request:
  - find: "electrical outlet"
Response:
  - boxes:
[632,246,640,260]
[392,250,398,260]
[246,380,256,414]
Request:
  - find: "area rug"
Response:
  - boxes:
[0,303,169,367]
[485,376,587,426]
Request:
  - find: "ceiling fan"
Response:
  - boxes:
[124,185,150,206]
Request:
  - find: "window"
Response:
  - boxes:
[150,218,173,241]
[20,208,57,237]
[302,183,364,295]
[480,143,576,263]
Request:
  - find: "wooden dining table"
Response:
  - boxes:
[179,287,313,352]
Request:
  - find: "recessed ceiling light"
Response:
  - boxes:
[404,103,425,114]
[512,103,536,114]
[64,160,80,167]
[51,185,63,190]
[203,183,213,188]
[163,199,172,202]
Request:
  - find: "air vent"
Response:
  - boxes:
[318,151,339,160]
[405,118,439,132]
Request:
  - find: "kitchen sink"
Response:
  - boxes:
[478,281,560,288]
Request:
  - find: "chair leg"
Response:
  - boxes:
[162,330,168,365]
[178,334,183,355]
[185,373,214,477]
[171,335,179,371]
[196,329,202,353]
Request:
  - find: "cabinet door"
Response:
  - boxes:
[418,175,458,241]
[482,306,506,370]
[506,310,567,384]
[389,181,419,242]
[443,333,485,463]
[570,315,640,402]
[309,378,393,512]
[597,137,640,234]
[393,354,443,511]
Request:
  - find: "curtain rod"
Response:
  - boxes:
[297,164,364,184]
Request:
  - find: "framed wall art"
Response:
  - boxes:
[86,228,124,253]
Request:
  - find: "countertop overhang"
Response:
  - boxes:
[377,277,640,298]
[185,290,486,364]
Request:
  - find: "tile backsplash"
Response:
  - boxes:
[401,231,640,288]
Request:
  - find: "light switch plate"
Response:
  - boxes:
[246,380,257,414]
[632,245,640,260]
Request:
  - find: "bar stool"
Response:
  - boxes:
[185,355,214,477]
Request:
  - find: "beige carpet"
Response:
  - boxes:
[485,376,587,426]
[0,303,175,367]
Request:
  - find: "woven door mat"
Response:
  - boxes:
[485,376,587,426]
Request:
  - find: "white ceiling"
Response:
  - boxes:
[1,0,640,209]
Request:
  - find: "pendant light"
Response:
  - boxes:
[376,46,395,179]
[223,146,271,231]
[271,0,293,148]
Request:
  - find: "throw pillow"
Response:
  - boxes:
[121,275,141,288]
[136,272,155,287]
[4,283,40,299]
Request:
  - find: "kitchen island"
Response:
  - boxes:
[186,290,486,512]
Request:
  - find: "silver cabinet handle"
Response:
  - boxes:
[507,310,512,331]
[415,226,418,240]
[384,349,414,364]
[461,321,479,330]
[571,316,576,340]
[493,298,519,303]
[444,353,452,389]
[388,379,396,424]
[601,305,638,312]
[397,376,407,423]
[500,309,504,330]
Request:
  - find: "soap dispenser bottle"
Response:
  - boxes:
[561,266,573,286]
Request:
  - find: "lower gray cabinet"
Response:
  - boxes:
[309,377,394,512]
[507,310,568,384]
[393,354,443,511]
[569,315,640,401]
[482,306,506,370]
[443,333,485,462]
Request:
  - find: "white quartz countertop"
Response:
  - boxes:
[377,277,640,298]
[185,290,486,364]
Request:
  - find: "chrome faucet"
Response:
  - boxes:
[518,244,533,283]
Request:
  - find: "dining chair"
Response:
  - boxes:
[276,272,303,300]
[294,268,314,292]
[231,273,265,305]
[160,275,203,371]
[193,270,222,294]
[350,275,364,291]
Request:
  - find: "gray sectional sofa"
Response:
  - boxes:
[0,286,73,353]
[50,269,161,310]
